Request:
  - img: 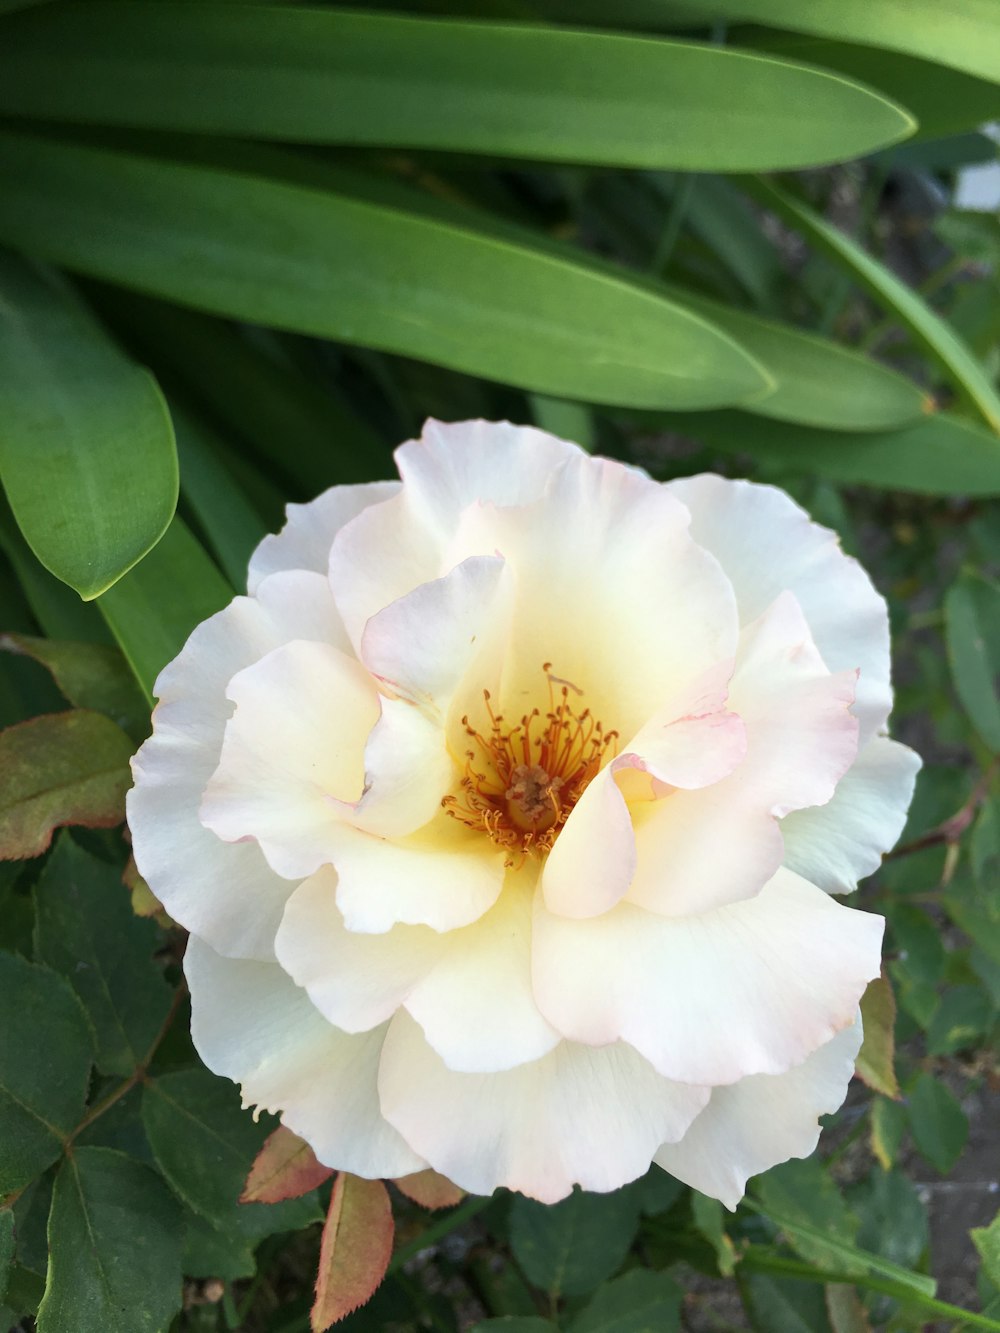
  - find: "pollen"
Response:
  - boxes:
[442,665,618,864]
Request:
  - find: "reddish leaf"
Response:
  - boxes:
[393,1169,466,1210]
[0,710,133,859]
[856,971,900,1100]
[242,1125,334,1204]
[312,1174,393,1331]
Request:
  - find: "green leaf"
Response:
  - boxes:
[0,1209,13,1301]
[926,985,993,1056]
[36,1147,182,1333]
[173,407,269,590]
[973,1211,1000,1288]
[743,178,1000,435]
[0,4,914,169]
[857,973,900,1099]
[568,1269,682,1333]
[509,1188,641,1298]
[33,835,172,1078]
[754,1160,862,1275]
[906,1073,968,1175]
[945,571,1000,752]
[0,634,148,741]
[850,1169,928,1275]
[0,499,112,645]
[0,952,92,1195]
[743,1272,833,1333]
[141,1067,322,1237]
[643,408,1000,497]
[663,281,929,431]
[0,711,133,861]
[672,0,1000,85]
[691,1192,738,1276]
[0,250,177,599]
[97,516,232,704]
[472,1322,556,1333]
[740,33,1000,140]
[0,131,770,413]
[180,1207,257,1282]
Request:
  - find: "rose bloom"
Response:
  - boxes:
[129,420,919,1207]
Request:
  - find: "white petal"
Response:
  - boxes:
[541,765,637,918]
[248,481,399,594]
[361,554,513,712]
[655,1014,863,1209]
[331,815,506,934]
[127,571,344,959]
[532,868,883,1085]
[668,474,891,744]
[352,697,455,839]
[378,1011,709,1203]
[443,450,739,741]
[625,592,858,919]
[395,418,579,533]
[199,639,379,880]
[185,935,424,1178]
[781,736,922,893]
[274,865,445,1032]
[403,875,560,1072]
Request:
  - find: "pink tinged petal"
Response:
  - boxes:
[276,866,444,1031]
[668,473,891,744]
[403,876,560,1073]
[127,571,344,960]
[532,868,883,1086]
[655,1014,863,1210]
[377,1011,710,1203]
[360,554,513,711]
[200,639,380,880]
[781,736,922,894]
[394,417,579,534]
[330,816,506,934]
[442,451,739,740]
[247,481,400,595]
[624,593,858,919]
[184,935,425,1179]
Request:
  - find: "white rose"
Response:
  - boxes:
[128,420,919,1206]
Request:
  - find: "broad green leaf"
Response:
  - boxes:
[945,571,1000,752]
[926,985,992,1056]
[0,4,913,169]
[850,1169,929,1275]
[180,1207,257,1282]
[0,633,147,740]
[0,710,132,861]
[743,1272,833,1333]
[313,1175,393,1332]
[36,1147,182,1333]
[0,952,92,1194]
[141,1066,321,1236]
[663,282,929,431]
[0,500,111,644]
[33,835,171,1078]
[0,251,177,599]
[823,1283,872,1333]
[739,33,1000,140]
[744,178,1000,435]
[509,1188,640,1298]
[935,210,1000,266]
[568,1269,682,1333]
[472,1322,556,1333]
[97,516,232,704]
[0,131,770,412]
[173,407,269,590]
[96,288,392,494]
[643,409,1000,496]
[669,0,1000,85]
[754,1160,862,1275]
[906,1073,968,1175]
[856,973,900,1100]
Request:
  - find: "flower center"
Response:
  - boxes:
[442,665,618,864]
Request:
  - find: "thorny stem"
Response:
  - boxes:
[887,757,999,861]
